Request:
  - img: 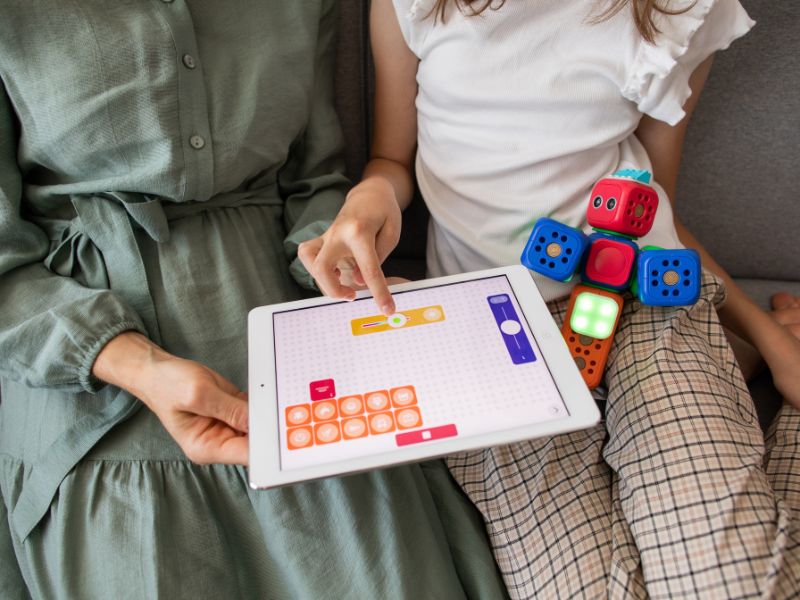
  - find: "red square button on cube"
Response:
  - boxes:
[582,234,637,291]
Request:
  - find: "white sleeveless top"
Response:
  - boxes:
[392,0,754,301]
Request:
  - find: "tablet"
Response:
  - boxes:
[248,265,600,489]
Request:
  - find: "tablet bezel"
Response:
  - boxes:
[248,265,600,489]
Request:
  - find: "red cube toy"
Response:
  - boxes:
[586,176,658,238]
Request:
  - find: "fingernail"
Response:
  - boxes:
[381,303,394,315]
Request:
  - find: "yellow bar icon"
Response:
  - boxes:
[351,305,445,336]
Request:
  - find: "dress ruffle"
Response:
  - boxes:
[622,0,755,125]
[407,0,435,20]
[0,453,507,598]
[394,0,437,56]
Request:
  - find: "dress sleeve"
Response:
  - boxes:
[622,0,755,126]
[0,81,147,393]
[279,0,351,291]
[389,0,436,57]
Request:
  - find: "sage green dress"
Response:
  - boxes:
[0,2,507,598]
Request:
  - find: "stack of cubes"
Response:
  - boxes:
[520,170,701,389]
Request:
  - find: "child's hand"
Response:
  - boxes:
[757,293,800,409]
[298,178,402,315]
[771,292,800,340]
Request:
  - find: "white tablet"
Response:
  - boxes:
[248,265,600,489]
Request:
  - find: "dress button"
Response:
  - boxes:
[189,135,205,149]
[182,54,196,69]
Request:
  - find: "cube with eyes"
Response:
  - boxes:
[586,177,659,238]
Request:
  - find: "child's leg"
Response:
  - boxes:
[447,299,648,598]
[765,404,800,515]
[446,427,617,598]
[762,404,800,596]
[602,271,799,597]
[724,325,765,381]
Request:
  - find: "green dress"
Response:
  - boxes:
[0,2,507,598]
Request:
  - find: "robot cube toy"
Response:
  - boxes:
[521,217,589,282]
[636,248,701,306]
[518,169,702,389]
[581,232,638,292]
[562,326,614,390]
[567,285,624,341]
[586,171,659,239]
[562,286,620,389]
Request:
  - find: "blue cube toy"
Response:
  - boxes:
[521,217,589,282]
[637,248,701,306]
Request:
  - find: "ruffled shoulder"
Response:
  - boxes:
[392,0,436,57]
[407,0,436,19]
[622,0,755,125]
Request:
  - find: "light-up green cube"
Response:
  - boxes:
[570,291,619,340]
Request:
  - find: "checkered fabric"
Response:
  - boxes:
[447,272,800,598]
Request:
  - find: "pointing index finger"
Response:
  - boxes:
[351,238,395,315]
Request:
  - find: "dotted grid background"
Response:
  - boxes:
[272,276,567,471]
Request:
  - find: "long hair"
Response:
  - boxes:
[427,0,692,43]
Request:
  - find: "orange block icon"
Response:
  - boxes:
[338,395,365,417]
[390,386,417,408]
[368,411,396,435]
[285,404,312,427]
[312,400,338,422]
[365,391,391,412]
[341,417,369,440]
[395,407,423,430]
[314,422,341,445]
[287,426,314,450]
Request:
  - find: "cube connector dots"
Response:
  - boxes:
[521,218,589,282]
[636,248,701,306]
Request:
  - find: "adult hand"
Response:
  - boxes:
[299,177,402,315]
[93,332,249,465]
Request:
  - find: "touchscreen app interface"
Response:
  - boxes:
[273,275,568,470]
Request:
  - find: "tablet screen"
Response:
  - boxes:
[272,274,568,471]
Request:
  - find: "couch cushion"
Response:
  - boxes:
[676,0,800,282]
[734,278,800,312]
[335,0,372,183]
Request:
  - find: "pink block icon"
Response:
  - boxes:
[395,424,458,447]
[309,379,336,401]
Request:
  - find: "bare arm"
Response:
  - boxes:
[636,55,800,407]
[298,0,419,314]
[365,0,419,212]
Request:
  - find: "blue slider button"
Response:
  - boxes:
[487,295,536,364]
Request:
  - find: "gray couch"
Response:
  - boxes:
[334,0,800,425]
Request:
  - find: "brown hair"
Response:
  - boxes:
[427,0,691,43]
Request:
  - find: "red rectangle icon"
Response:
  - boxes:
[309,379,336,401]
[395,424,458,447]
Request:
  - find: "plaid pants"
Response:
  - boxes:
[447,273,800,599]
